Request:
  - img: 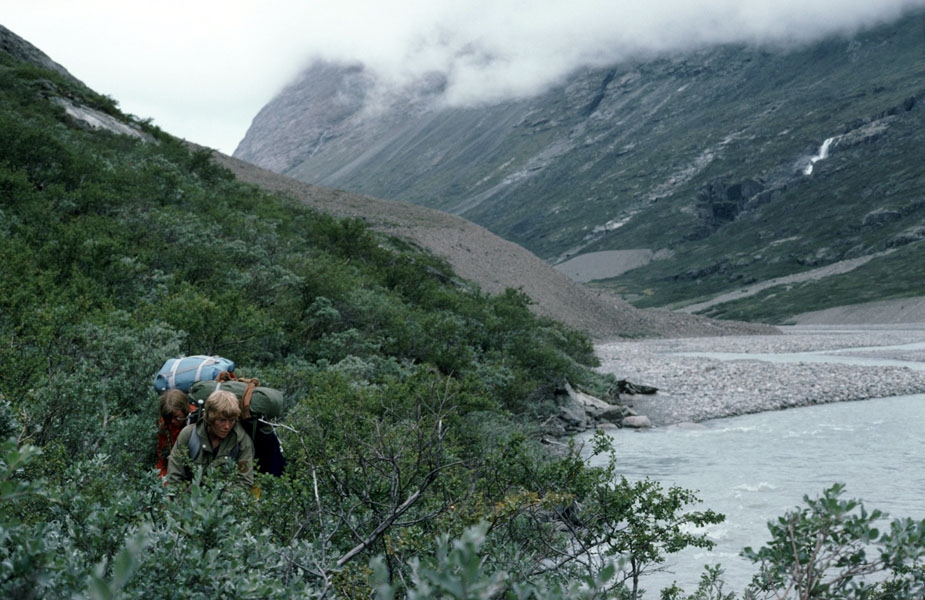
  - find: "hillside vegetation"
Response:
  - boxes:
[0,40,615,596]
[236,10,925,324]
[207,149,777,339]
[1,29,922,599]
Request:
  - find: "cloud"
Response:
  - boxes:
[3,0,922,153]
[292,0,924,106]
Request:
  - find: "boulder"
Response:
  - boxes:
[566,381,613,411]
[557,397,591,432]
[548,380,638,435]
[622,415,653,429]
[593,404,632,423]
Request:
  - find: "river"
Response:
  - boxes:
[575,326,925,596]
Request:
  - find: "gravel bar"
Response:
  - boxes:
[595,324,925,425]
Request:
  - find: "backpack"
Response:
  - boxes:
[187,372,287,476]
[188,373,285,421]
[153,355,235,393]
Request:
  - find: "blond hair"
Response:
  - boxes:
[203,390,240,425]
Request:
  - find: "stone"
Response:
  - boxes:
[557,398,589,430]
[565,381,612,411]
[622,415,652,429]
[593,405,630,423]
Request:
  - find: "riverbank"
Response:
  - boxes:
[596,324,925,425]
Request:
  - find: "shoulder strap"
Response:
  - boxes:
[189,426,202,461]
[229,423,242,461]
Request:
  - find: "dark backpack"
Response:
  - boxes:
[246,420,286,477]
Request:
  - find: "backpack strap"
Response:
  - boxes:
[216,370,259,420]
[189,426,202,461]
[194,357,218,385]
[240,380,257,420]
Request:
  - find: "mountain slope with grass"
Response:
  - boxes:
[235,9,925,324]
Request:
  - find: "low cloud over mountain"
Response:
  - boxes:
[293,0,924,106]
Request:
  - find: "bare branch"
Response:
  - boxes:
[335,459,461,568]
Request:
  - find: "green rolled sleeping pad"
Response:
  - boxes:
[188,379,285,420]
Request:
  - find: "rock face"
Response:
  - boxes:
[0,25,80,84]
[696,178,766,229]
[51,97,152,141]
[234,11,925,323]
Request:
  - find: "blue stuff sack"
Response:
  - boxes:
[153,355,235,393]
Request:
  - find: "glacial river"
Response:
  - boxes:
[575,340,925,596]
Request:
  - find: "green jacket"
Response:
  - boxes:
[166,420,254,493]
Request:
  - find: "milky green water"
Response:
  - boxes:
[576,394,925,595]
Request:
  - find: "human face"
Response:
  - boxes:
[210,415,237,439]
[171,409,187,425]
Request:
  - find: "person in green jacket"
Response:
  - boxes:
[166,390,254,495]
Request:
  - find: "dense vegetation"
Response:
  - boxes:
[1,49,922,598]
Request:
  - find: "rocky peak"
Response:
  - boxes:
[0,24,79,84]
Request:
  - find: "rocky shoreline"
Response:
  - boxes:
[556,324,925,431]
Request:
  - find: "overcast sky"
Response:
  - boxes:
[5,1,922,155]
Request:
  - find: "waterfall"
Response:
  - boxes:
[803,137,836,175]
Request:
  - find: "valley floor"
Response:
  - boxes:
[595,323,925,425]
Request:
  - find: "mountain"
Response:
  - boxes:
[0,23,78,83]
[0,23,769,340]
[235,10,925,324]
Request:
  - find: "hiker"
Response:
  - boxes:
[166,390,254,494]
[155,389,195,477]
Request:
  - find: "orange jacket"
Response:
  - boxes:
[155,405,197,476]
